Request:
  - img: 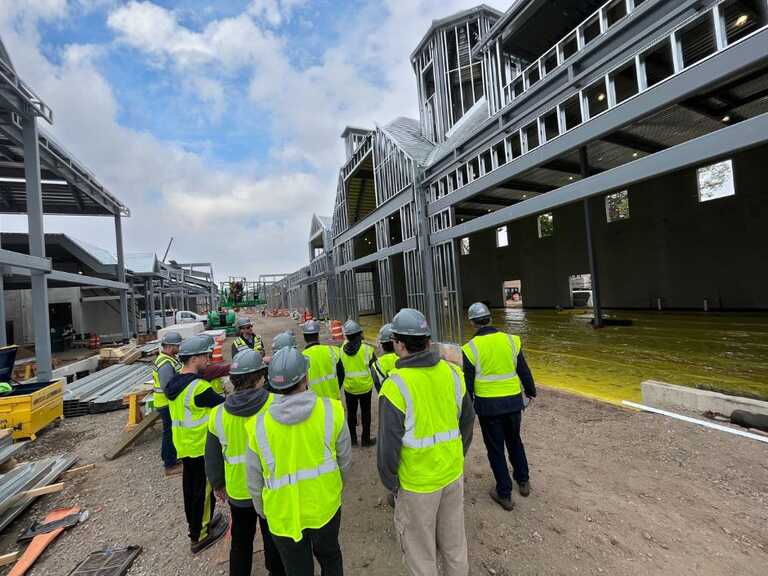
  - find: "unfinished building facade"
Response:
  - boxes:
[282,0,768,342]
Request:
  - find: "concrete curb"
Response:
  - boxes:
[641,380,768,418]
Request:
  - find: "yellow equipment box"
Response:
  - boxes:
[0,380,65,440]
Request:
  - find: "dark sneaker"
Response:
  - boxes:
[190,517,228,554]
[489,488,515,511]
[361,437,377,447]
[164,463,182,477]
[519,481,531,497]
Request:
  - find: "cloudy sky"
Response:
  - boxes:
[0,0,504,281]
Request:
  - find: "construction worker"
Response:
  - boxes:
[166,334,228,553]
[372,323,397,391]
[246,346,352,575]
[205,349,285,576]
[231,317,265,358]
[153,331,183,476]
[339,319,376,447]
[301,319,343,400]
[378,308,475,576]
[462,302,537,511]
[271,330,297,354]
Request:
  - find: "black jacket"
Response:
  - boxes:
[462,326,536,416]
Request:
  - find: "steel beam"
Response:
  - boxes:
[0,234,5,347]
[335,237,417,273]
[428,28,768,216]
[334,186,414,246]
[430,112,768,244]
[0,248,51,272]
[579,147,603,328]
[114,214,130,341]
[23,115,51,382]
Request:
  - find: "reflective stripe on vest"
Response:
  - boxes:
[254,396,338,490]
[467,338,518,382]
[341,344,373,394]
[389,368,462,449]
[215,406,246,465]
[172,380,210,429]
[234,337,249,352]
[308,346,338,386]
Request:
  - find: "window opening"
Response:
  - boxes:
[493,140,508,167]
[481,150,493,175]
[569,274,593,308]
[524,121,540,151]
[611,60,639,104]
[606,0,628,28]
[504,280,523,308]
[508,132,522,158]
[537,213,554,238]
[542,109,560,142]
[496,226,509,248]
[678,13,717,68]
[560,33,579,61]
[641,39,674,87]
[468,157,480,181]
[582,16,602,46]
[460,237,471,255]
[562,95,583,131]
[585,78,609,118]
[697,160,736,202]
[722,0,768,45]
[543,50,558,75]
[605,190,630,222]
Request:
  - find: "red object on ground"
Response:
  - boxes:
[9,507,81,576]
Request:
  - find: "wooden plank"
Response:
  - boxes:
[9,483,64,505]
[0,552,19,567]
[103,410,160,461]
[61,463,95,477]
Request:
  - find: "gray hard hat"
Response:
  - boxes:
[236,317,253,329]
[161,331,183,346]
[230,349,266,375]
[268,346,309,390]
[343,319,363,337]
[303,319,320,335]
[378,323,394,344]
[272,331,297,353]
[178,334,215,358]
[468,302,492,321]
[391,308,431,337]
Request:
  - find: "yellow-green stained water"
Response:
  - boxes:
[359,310,768,405]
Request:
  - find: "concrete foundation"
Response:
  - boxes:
[641,380,768,418]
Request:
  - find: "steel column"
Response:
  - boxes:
[160,280,167,327]
[114,214,130,341]
[22,116,52,382]
[579,147,603,328]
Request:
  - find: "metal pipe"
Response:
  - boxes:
[579,146,603,328]
[114,214,130,341]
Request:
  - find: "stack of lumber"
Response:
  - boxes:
[99,344,141,366]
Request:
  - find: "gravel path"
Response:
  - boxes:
[0,315,766,575]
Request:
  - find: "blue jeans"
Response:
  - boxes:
[478,411,529,498]
[158,406,177,468]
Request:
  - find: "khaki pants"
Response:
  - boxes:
[394,476,469,576]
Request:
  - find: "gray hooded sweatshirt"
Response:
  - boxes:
[245,390,353,516]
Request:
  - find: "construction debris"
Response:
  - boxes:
[66,546,142,576]
[63,364,153,418]
[8,507,81,576]
[0,432,26,471]
[103,411,160,461]
[138,341,160,357]
[0,455,77,533]
[18,509,87,542]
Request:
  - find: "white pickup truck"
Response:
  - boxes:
[141,310,208,331]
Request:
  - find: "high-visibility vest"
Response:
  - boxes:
[249,394,345,542]
[374,352,398,381]
[462,332,522,398]
[152,352,181,409]
[340,343,374,394]
[233,335,264,354]
[381,361,466,493]
[168,378,214,458]
[210,394,274,501]
[303,345,341,400]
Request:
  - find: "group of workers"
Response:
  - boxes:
[150,301,536,576]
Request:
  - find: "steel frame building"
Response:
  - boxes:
[277,0,768,342]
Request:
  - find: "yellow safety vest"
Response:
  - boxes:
[168,378,214,458]
[249,395,345,542]
[340,343,374,395]
[462,332,522,398]
[152,352,181,409]
[210,394,274,501]
[303,345,341,400]
[381,361,465,494]
[374,352,398,381]
[234,335,264,354]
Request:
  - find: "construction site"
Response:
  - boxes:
[0,0,767,575]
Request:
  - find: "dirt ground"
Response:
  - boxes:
[1,315,766,575]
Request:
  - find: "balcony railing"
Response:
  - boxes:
[429,0,767,204]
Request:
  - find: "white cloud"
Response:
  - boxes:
[1,0,507,281]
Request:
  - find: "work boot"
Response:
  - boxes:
[361,437,377,447]
[519,481,531,497]
[489,488,515,511]
[164,463,182,477]
[190,517,228,554]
